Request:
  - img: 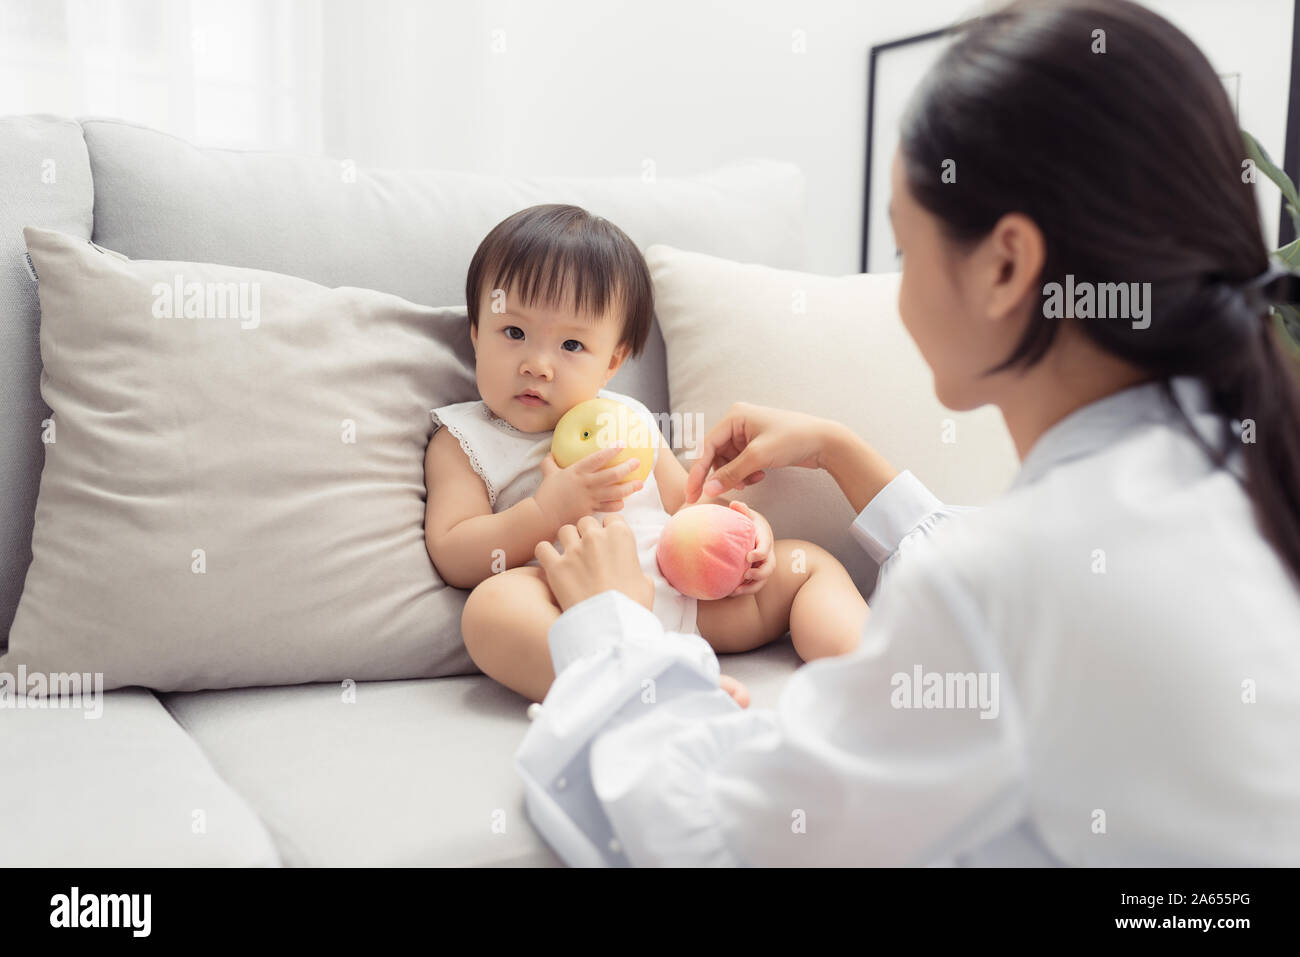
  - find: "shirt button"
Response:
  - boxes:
[555,777,567,791]
[609,838,622,854]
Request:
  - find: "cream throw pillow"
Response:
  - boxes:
[3,227,479,692]
[648,244,1019,598]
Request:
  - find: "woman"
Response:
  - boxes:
[516,0,1300,866]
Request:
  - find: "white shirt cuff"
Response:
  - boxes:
[849,469,944,564]
[548,589,664,675]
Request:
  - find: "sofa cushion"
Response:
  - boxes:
[80,117,808,426]
[157,637,801,866]
[3,227,478,691]
[0,115,93,652]
[0,686,279,865]
[647,244,1020,598]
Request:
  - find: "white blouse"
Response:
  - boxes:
[514,376,1300,866]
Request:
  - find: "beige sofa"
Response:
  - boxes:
[0,115,1013,866]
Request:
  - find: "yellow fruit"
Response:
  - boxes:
[550,397,655,483]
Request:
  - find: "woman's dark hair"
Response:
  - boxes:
[465,203,653,360]
[900,0,1300,588]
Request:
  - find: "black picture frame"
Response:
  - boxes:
[862,2,1300,271]
[1279,0,1300,247]
[861,26,950,274]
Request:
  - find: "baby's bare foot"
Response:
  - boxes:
[719,674,750,709]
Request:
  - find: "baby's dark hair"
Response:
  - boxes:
[465,203,653,360]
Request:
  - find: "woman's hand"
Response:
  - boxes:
[684,402,837,503]
[535,514,656,613]
[685,402,901,514]
[726,501,774,597]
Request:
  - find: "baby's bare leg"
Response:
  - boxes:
[697,539,869,662]
[461,566,563,704]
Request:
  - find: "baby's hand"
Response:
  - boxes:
[535,444,645,528]
[726,500,774,597]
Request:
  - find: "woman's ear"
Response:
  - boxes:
[982,211,1046,324]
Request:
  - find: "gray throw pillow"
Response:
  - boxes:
[3,226,479,692]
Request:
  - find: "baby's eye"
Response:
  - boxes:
[562,340,584,353]
[504,326,524,340]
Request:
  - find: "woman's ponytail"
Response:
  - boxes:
[1228,307,1300,587]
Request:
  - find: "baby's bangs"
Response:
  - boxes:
[484,221,632,322]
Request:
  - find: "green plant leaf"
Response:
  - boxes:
[1275,304,1300,354]
[1276,237,1300,267]
[1244,130,1300,236]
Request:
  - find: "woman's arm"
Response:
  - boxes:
[683,404,901,511]
[683,405,972,571]
[518,549,1028,866]
[819,420,902,513]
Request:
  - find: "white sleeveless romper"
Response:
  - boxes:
[430,387,699,636]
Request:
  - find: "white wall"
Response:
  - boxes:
[3,0,1295,273]
[315,0,1296,274]
[1144,0,1296,256]
[317,0,991,274]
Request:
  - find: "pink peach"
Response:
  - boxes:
[656,504,757,601]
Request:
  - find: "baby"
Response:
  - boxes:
[424,204,870,707]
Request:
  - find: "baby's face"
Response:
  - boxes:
[470,282,629,433]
